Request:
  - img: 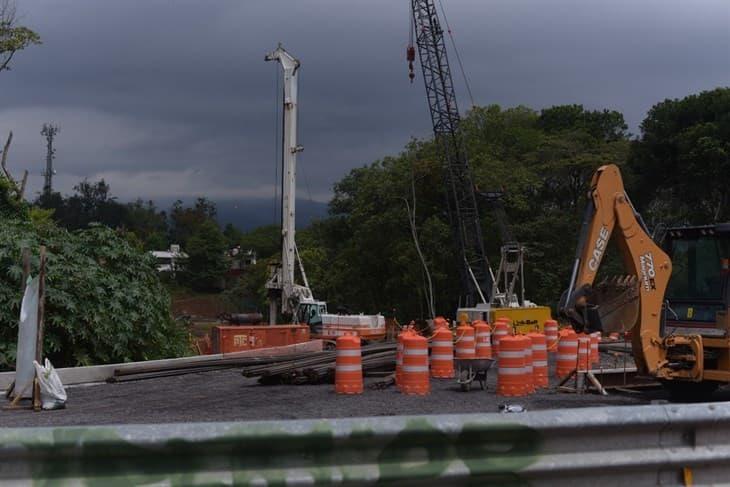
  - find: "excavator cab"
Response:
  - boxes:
[662,224,730,337]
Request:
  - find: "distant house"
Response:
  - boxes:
[151,244,188,273]
[228,246,257,276]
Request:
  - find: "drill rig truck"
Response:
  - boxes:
[560,164,730,398]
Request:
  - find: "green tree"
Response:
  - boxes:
[0,0,41,73]
[629,87,730,224]
[222,223,242,248]
[123,199,169,250]
[183,219,228,292]
[295,103,629,321]
[169,197,217,247]
[0,218,189,370]
[238,224,281,259]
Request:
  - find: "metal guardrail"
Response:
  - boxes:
[2,402,729,485]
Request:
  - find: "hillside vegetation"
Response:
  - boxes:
[236,89,728,321]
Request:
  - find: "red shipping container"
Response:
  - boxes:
[211,325,310,354]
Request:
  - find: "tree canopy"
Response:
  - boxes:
[0,0,40,73]
[0,213,189,370]
[628,87,730,224]
[238,103,633,321]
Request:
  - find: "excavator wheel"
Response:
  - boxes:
[662,381,719,403]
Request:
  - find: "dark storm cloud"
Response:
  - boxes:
[0,0,728,202]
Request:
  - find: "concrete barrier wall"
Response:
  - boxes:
[0,340,323,391]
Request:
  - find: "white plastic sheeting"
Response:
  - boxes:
[15,276,39,398]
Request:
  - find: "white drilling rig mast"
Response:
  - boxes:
[265,44,316,325]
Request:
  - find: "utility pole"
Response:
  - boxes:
[41,123,59,197]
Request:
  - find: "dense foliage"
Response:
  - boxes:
[275,104,631,320]
[0,218,190,370]
[39,182,233,292]
[629,87,730,225]
[184,219,228,292]
[235,89,728,322]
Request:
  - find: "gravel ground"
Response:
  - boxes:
[4,352,730,428]
[0,367,645,428]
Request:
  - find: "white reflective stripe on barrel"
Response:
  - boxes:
[557,354,577,360]
[533,360,548,367]
[498,351,525,358]
[498,367,527,375]
[475,343,491,348]
[476,333,491,338]
[431,354,453,361]
[431,341,453,347]
[336,365,362,372]
[560,340,578,346]
[403,348,428,356]
[336,350,360,357]
[402,365,429,372]
[455,348,474,354]
[532,344,547,351]
[459,336,475,342]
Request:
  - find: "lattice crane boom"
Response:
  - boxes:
[410,0,492,307]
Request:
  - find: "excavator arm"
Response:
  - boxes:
[560,164,679,376]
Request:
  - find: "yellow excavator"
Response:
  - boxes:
[560,164,730,398]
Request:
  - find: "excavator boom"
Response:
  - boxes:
[560,164,673,375]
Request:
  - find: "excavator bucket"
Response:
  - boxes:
[591,275,640,333]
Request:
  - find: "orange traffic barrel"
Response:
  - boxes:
[518,335,535,393]
[430,326,454,378]
[590,332,600,365]
[492,320,511,355]
[395,328,413,389]
[455,323,476,359]
[401,333,430,395]
[577,333,591,372]
[497,335,528,397]
[335,334,363,394]
[474,321,492,359]
[544,319,559,352]
[556,329,578,378]
[528,332,549,388]
[433,316,449,329]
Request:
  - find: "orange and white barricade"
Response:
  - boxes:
[335,334,363,394]
[556,329,578,378]
[401,333,430,395]
[430,326,454,378]
[497,335,530,397]
[528,332,549,388]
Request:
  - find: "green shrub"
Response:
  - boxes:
[0,220,190,369]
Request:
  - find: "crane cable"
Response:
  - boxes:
[436,0,476,108]
[407,2,416,82]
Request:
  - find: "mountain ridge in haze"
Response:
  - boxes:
[214,198,329,231]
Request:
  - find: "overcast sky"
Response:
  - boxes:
[1,0,728,204]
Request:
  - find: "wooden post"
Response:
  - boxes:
[21,247,30,290]
[33,246,46,412]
